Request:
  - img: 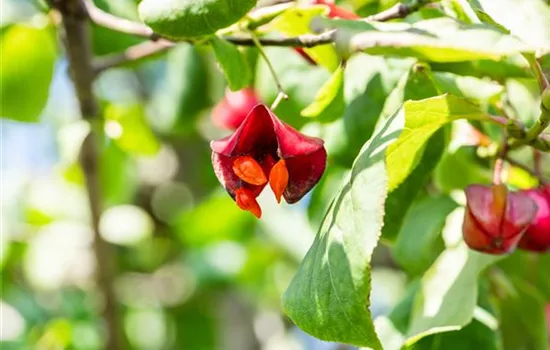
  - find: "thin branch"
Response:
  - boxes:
[524,54,550,91]
[249,31,288,102]
[54,1,120,349]
[84,0,427,72]
[363,0,432,22]
[488,115,550,152]
[82,0,159,39]
[94,39,174,74]
[224,30,336,47]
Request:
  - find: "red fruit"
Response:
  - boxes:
[211,88,261,130]
[545,304,550,334]
[518,185,550,252]
[211,104,327,217]
[462,184,538,254]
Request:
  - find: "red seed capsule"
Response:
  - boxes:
[518,185,550,252]
[462,184,537,254]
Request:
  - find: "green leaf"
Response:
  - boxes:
[496,277,549,350]
[392,196,457,275]
[435,146,492,193]
[283,108,411,348]
[271,6,339,71]
[432,72,504,103]
[431,56,531,81]
[498,251,550,301]
[330,17,535,62]
[138,0,257,39]
[91,0,143,55]
[375,280,420,350]
[210,37,251,91]
[386,94,489,191]
[104,104,160,156]
[377,278,500,350]
[0,25,56,122]
[471,0,550,50]
[301,64,345,122]
[504,78,541,126]
[323,55,411,167]
[405,244,501,345]
[407,319,499,350]
[307,165,349,228]
[239,2,294,30]
[381,65,446,241]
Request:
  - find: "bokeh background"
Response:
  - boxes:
[1,0,411,348]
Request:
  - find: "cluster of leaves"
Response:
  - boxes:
[1,0,550,349]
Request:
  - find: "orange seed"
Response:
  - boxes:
[233,156,267,186]
[235,188,262,218]
[269,159,289,204]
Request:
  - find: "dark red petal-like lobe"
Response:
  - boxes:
[503,191,538,238]
[519,187,550,252]
[462,208,523,254]
[211,104,277,157]
[465,184,507,237]
[283,148,327,203]
[270,118,324,158]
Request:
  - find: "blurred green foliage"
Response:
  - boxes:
[1,0,550,349]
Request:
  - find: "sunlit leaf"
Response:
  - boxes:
[330,17,535,62]
[471,0,550,50]
[283,109,408,348]
[386,94,490,191]
[0,25,56,122]
[301,64,345,122]
[504,78,541,126]
[405,244,501,345]
[381,64,447,241]
[432,72,504,103]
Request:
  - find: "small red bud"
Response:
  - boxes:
[462,184,538,255]
[518,185,550,252]
[212,88,261,130]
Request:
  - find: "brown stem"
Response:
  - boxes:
[488,115,550,152]
[93,39,174,74]
[54,0,120,349]
[82,0,159,39]
[363,0,433,22]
